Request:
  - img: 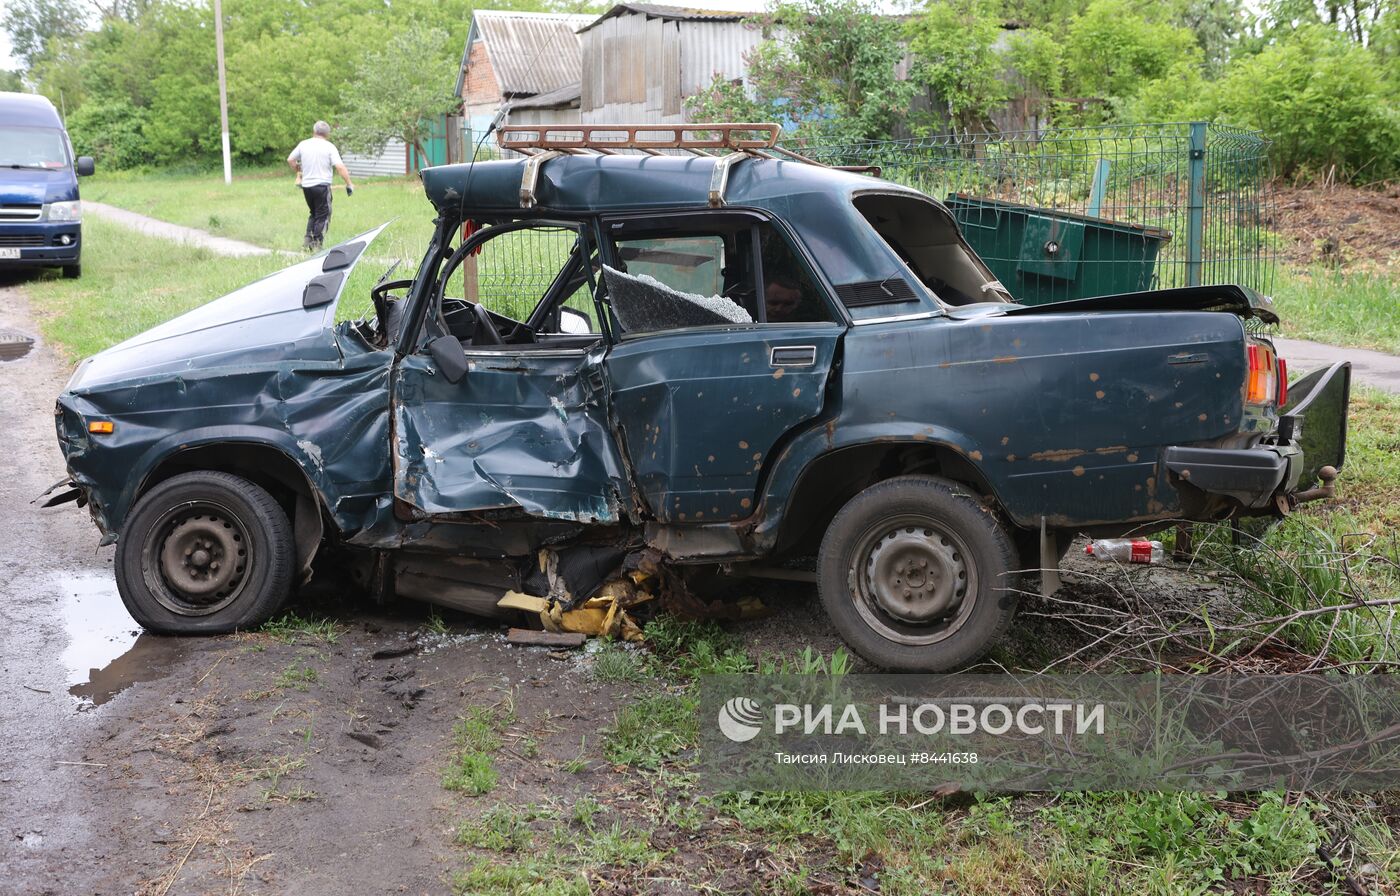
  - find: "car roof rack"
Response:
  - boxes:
[497,123,879,208]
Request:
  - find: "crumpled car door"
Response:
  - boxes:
[389,221,630,524]
[391,344,629,523]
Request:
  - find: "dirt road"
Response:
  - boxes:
[0,278,850,894]
[0,280,601,893]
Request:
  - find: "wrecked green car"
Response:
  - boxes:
[49,126,1350,670]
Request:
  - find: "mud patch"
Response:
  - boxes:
[56,572,186,707]
[0,328,34,361]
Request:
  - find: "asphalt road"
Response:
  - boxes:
[1275,336,1400,395]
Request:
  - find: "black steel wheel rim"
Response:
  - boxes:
[846,512,978,646]
[141,500,252,616]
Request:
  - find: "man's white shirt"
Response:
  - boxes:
[288,138,343,188]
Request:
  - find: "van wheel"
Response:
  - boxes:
[62,264,81,279]
[817,475,1019,671]
[115,471,294,634]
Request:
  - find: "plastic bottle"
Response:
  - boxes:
[1084,539,1164,564]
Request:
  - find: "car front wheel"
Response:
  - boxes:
[115,471,295,634]
[817,475,1019,671]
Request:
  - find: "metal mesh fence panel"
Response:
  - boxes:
[798,122,1275,304]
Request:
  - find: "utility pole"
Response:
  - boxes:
[214,0,231,184]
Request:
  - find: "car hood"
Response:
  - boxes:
[0,165,79,204]
[68,225,386,391]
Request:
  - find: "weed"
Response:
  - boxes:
[561,737,589,774]
[425,608,450,635]
[442,701,513,795]
[442,752,497,795]
[602,692,698,769]
[454,705,507,753]
[451,855,589,896]
[455,804,539,851]
[569,796,602,829]
[590,643,648,683]
[274,661,319,691]
[579,820,667,867]
[261,611,344,645]
[263,783,319,804]
[760,645,854,675]
[248,755,306,782]
[1038,792,1324,891]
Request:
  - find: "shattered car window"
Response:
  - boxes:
[603,265,753,335]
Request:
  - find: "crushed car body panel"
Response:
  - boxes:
[392,345,629,522]
[68,226,386,390]
[57,227,395,539]
[52,151,1344,607]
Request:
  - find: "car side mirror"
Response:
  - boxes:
[559,307,593,334]
[75,156,95,177]
[427,335,469,384]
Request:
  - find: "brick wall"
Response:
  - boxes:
[462,41,501,106]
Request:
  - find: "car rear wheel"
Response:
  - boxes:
[115,471,294,634]
[817,475,1019,671]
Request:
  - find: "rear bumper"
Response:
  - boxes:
[0,221,81,267]
[1165,361,1351,515]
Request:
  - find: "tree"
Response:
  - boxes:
[1204,24,1400,179]
[687,0,916,143]
[1,0,88,69]
[1062,0,1200,115]
[336,25,460,160]
[906,0,1010,133]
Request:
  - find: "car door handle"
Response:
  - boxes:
[770,345,817,367]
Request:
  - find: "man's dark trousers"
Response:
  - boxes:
[301,184,332,250]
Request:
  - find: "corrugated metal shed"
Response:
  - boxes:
[579,3,766,124]
[456,11,594,98]
[342,139,407,178]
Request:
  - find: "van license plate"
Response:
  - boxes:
[0,249,20,260]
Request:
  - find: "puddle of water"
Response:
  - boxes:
[0,328,34,361]
[57,573,186,707]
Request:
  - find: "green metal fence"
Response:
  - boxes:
[800,122,1275,305]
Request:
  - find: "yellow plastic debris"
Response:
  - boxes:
[495,582,652,643]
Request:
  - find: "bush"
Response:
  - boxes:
[65,98,148,170]
[1204,25,1400,181]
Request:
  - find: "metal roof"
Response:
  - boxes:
[508,82,583,112]
[577,2,766,33]
[456,11,595,98]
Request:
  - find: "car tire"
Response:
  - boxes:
[817,475,1019,672]
[62,264,81,279]
[115,471,295,634]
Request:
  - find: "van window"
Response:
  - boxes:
[0,127,68,170]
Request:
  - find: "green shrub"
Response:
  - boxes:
[66,98,148,170]
[1204,25,1400,181]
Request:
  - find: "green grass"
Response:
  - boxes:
[442,703,513,796]
[23,216,285,360]
[273,661,319,691]
[588,642,648,683]
[259,610,345,645]
[83,166,433,261]
[1272,268,1400,355]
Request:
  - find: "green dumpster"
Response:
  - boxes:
[944,194,1172,306]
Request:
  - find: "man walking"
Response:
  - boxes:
[287,121,354,250]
